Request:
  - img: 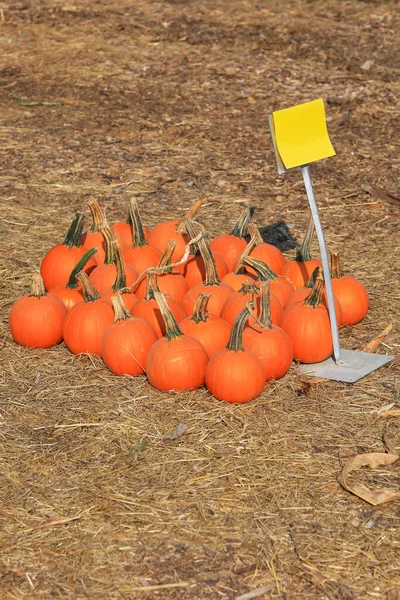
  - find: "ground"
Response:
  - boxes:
[1,0,400,598]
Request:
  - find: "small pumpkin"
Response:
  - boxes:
[243,281,293,381]
[330,252,369,325]
[205,304,265,403]
[220,281,283,327]
[244,223,286,275]
[210,207,254,271]
[112,200,151,246]
[123,198,162,273]
[40,212,86,290]
[281,216,322,289]
[9,274,67,348]
[63,271,114,356]
[241,254,295,308]
[180,293,231,358]
[100,240,139,311]
[146,291,209,391]
[101,294,158,376]
[49,247,98,310]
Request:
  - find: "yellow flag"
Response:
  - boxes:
[272,99,336,170]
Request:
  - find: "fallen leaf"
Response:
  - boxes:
[339,452,400,505]
[363,185,400,208]
[163,422,188,441]
[363,324,393,353]
[126,440,147,464]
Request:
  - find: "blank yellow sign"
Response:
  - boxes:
[272,99,336,170]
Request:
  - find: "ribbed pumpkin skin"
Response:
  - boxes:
[255,276,295,308]
[146,335,209,391]
[48,285,84,311]
[280,303,333,363]
[222,271,257,292]
[281,259,322,290]
[80,231,127,266]
[89,263,138,295]
[41,245,84,291]
[248,244,286,275]
[285,287,343,326]
[221,291,283,327]
[123,245,162,275]
[101,317,158,375]
[100,290,139,312]
[243,325,293,381]
[131,296,186,338]
[9,294,67,348]
[178,252,229,288]
[209,235,247,272]
[331,276,369,325]
[111,222,151,246]
[205,349,265,403]
[135,272,188,302]
[63,300,114,355]
[180,315,231,358]
[148,221,189,262]
[182,282,234,317]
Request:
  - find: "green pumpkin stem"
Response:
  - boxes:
[111,241,128,292]
[242,255,278,282]
[231,207,255,238]
[258,282,272,329]
[157,240,176,273]
[246,223,263,246]
[76,271,101,302]
[144,271,160,302]
[66,247,98,289]
[63,212,85,249]
[185,219,220,286]
[153,290,182,341]
[330,252,341,279]
[227,305,252,352]
[296,216,315,262]
[305,266,321,289]
[129,198,148,248]
[100,224,116,265]
[304,273,324,308]
[30,273,47,298]
[111,294,132,322]
[191,293,211,324]
[176,198,207,234]
[88,199,106,233]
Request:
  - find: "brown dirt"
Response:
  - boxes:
[1,1,400,598]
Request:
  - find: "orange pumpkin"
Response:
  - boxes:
[146,291,209,391]
[9,274,67,348]
[123,198,162,274]
[41,212,86,290]
[244,223,286,275]
[243,282,293,381]
[330,252,369,325]
[112,200,151,246]
[206,304,265,403]
[281,217,322,289]
[49,247,98,310]
[100,240,139,311]
[220,282,283,327]
[242,255,295,308]
[180,293,231,358]
[63,272,114,356]
[210,207,254,271]
[101,294,158,376]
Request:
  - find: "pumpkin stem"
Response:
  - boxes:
[304,272,324,308]
[304,266,321,289]
[76,271,101,302]
[100,224,117,265]
[226,305,252,352]
[176,198,207,233]
[153,290,182,341]
[258,281,273,329]
[63,212,85,249]
[111,293,132,322]
[330,252,341,279]
[234,232,258,273]
[242,255,278,282]
[129,198,148,248]
[111,241,128,292]
[185,219,220,286]
[231,207,255,238]
[30,273,47,298]
[191,293,211,324]
[144,271,160,302]
[246,222,263,246]
[66,247,98,289]
[157,239,176,273]
[88,198,106,233]
[296,216,315,262]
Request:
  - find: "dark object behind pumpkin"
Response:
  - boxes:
[257,221,298,252]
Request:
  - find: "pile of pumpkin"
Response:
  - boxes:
[9,198,369,403]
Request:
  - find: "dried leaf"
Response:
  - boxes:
[163,421,188,442]
[339,452,400,505]
[363,185,400,208]
[363,324,393,353]
[126,440,147,464]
